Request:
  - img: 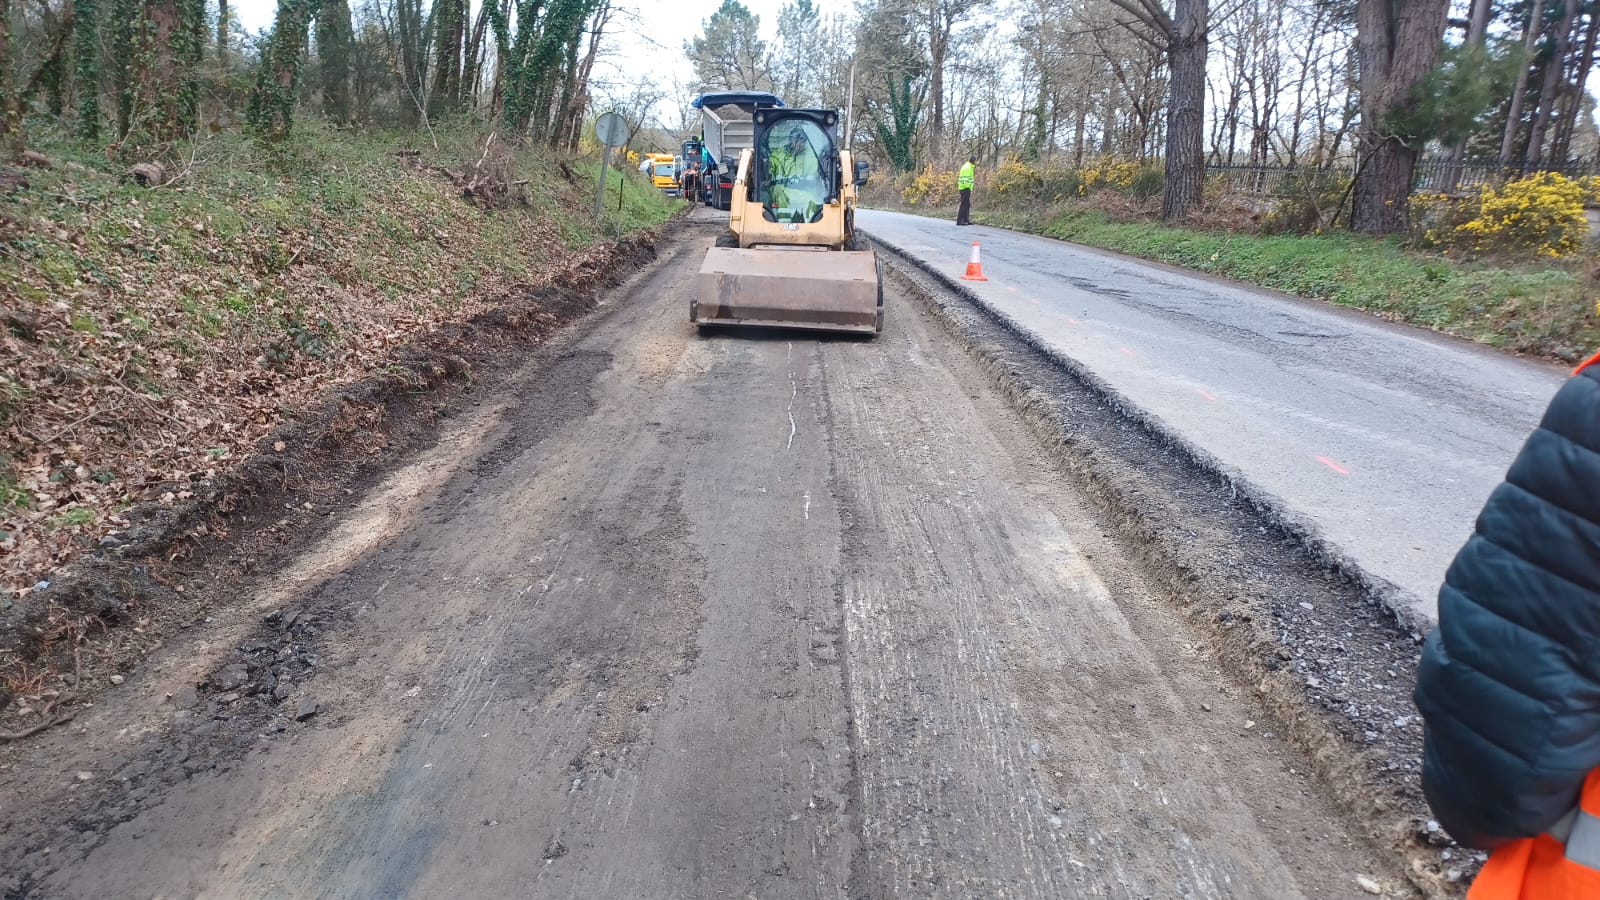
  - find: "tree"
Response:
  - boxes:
[1349,0,1449,235]
[685,0,769,92]
[0,0,14,153]
[429,0,467,115]
[249,0,321,138]
[75,0,99,137]
[1549,3,1598,164]
[501,0,600,140]
[770,0,823,105]
[100,0,205,142]
[1109,0,1211,220]
[217,0,228,63]
[857,0,926,171]
[922,0,993,163]
[317,0,353,122]
[1441,0,1491,187]
[1499,0,1545,165]
[1524,0,1580,167]
[553,0,613,149]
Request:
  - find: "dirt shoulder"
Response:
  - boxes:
[1,125,679,729]
[878,246,1475,897]
[0,224,661,741]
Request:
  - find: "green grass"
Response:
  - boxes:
[5,120,678,377]
[46,508,95,530]
[0,477,32,515]
[969,206,1595,362]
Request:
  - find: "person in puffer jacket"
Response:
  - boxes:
[1414,352,1600,898]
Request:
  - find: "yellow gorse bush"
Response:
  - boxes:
[1446,172,1590,259]
[1579,175,1600,207]
[901,165,960,207]
[991,160,1043,199]
[1079,158,1141,196]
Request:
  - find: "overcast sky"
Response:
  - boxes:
[229,0,846,127]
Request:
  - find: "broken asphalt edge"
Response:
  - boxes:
[863,229,1433,641]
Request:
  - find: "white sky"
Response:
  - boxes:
[230,0,844,127]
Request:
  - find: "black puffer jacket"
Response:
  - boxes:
[1415,364,1600,849]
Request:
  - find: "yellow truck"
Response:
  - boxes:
[645,153,679,195]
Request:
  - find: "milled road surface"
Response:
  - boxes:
[859,208,1567,626]
[3,231,1400,898]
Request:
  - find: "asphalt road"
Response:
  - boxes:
[859,209,1568,626]
[2,232,1399,898]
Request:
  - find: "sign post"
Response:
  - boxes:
[592,112,628,221]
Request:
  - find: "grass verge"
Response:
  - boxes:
[902,201,1597,362]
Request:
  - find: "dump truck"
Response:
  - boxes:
[693,91,782,210]
[680,138,708,204]
[691,106,881,336]
[645,153,679,195]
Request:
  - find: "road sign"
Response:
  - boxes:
[593,112,629,220]
[594,112,628,148]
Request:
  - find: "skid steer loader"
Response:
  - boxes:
[692,108,883,335]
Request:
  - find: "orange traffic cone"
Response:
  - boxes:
[962,242,988,282]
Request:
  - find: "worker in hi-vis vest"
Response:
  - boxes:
[1415,348,1600,899]
[956,157,975,226]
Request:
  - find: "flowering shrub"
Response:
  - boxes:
[991,160,1043,199]
[1078,158,1141,196]
[1435,173,1591,259]
[901,166,960,207]
[1579,175,1600,206]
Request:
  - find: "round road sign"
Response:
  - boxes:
[594,112,628,148]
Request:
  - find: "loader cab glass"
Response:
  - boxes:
[756,118,836,225]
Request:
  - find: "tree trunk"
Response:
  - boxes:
[1549,6,1597,165]
[217,0,228,63]
[396,0,426,124]
[75,0,99,138]
[1161,0,1207,221]
[247,0,318,138]
[0,0,14,153]
[1525,0,1579,168]
[1351,0,1449,235]
[22,5,76,116]
[557,1,609,150]
[929,34,945,164]
[317,0,352,122]
[1499,0,1544,167]
[145,0,181,137]
[462,0,490,107]
[1072,104,1085,167]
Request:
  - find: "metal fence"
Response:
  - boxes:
[1206,157,1599,197]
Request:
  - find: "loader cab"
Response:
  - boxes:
[751,109,841,225]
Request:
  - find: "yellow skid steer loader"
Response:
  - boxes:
[692,108,883,335]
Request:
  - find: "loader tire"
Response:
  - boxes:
[875,259,885,333]
[714,231,739,248]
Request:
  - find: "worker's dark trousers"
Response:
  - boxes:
[957,189,971,225]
